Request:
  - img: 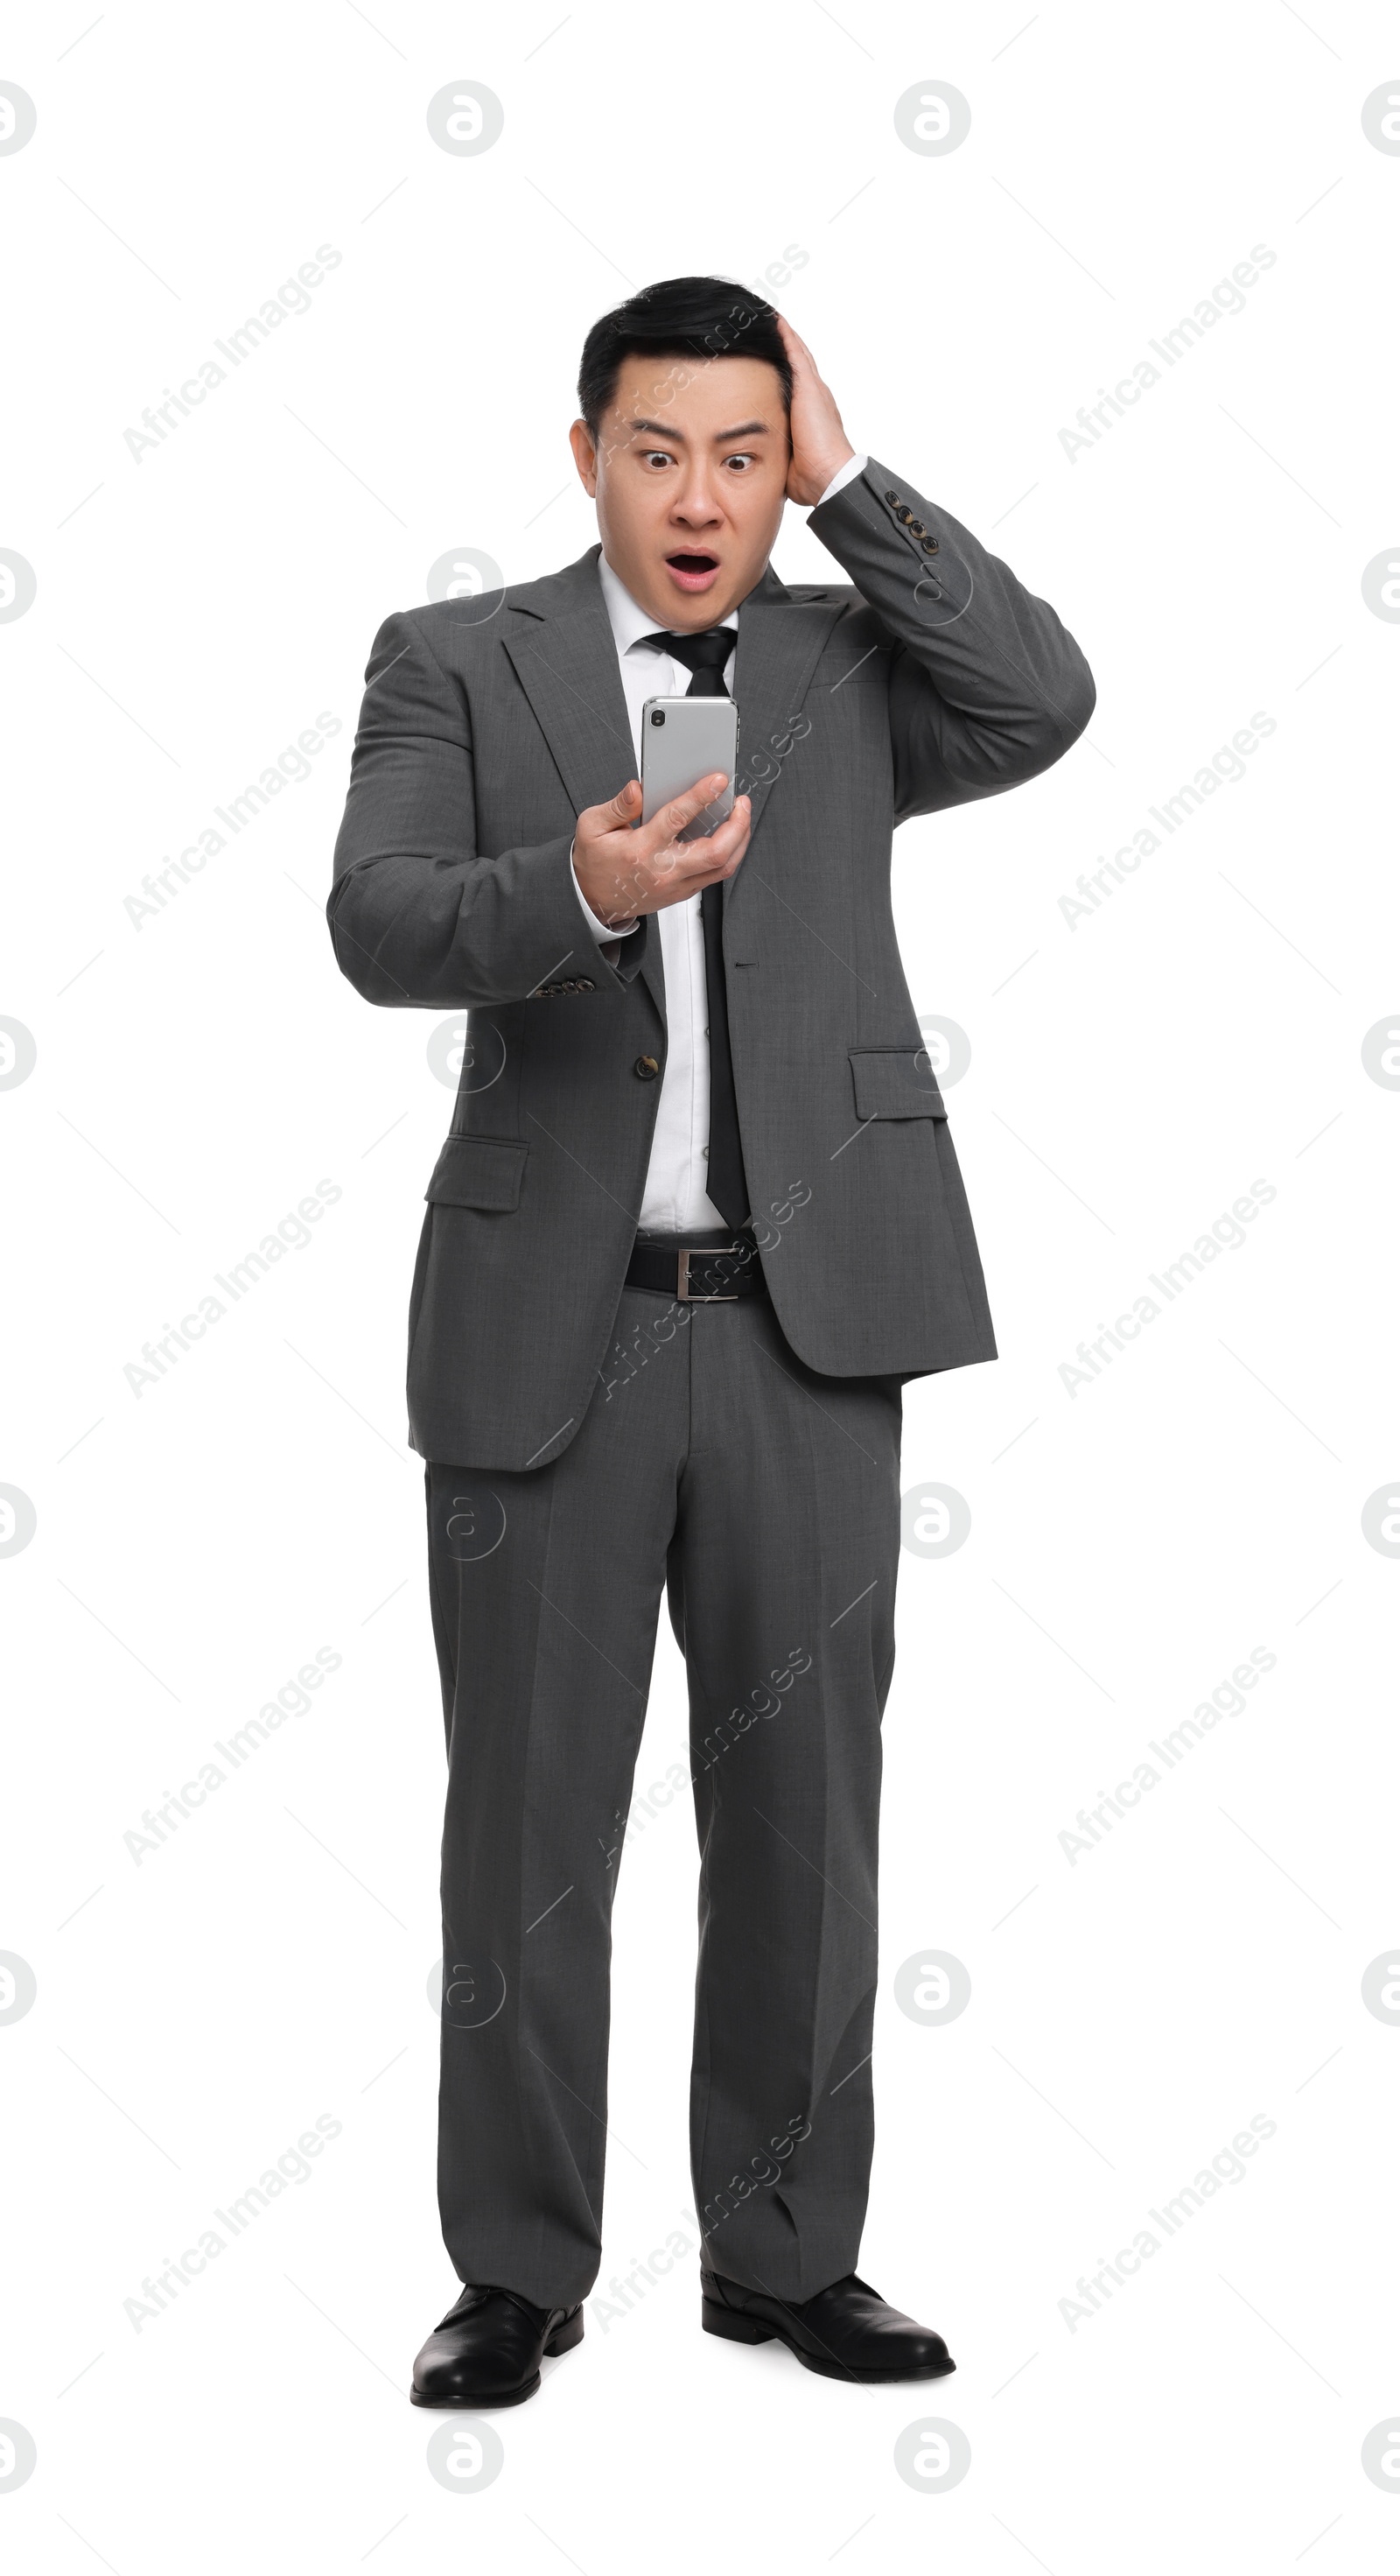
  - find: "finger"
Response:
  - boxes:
[690,804,749,867]
[715,825,752,875]
[660,797,750,874]
[642,805,738,879]
[629,785,748,889]
[659,816,750,891]
[638,771,731,855]
[703,791,751,843]
[649,850,736,906]
[665,770,729,823]
[687,838,749,895]
[582,780,640,841]
[692,790,751,849]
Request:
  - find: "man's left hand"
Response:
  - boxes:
[776,315,855,508]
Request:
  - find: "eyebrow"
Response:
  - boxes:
[627,418,773,441]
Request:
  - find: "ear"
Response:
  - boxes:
[569,418,598,498]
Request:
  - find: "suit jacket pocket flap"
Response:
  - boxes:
[425,1134,528,1211]
[850,1049,947,1120]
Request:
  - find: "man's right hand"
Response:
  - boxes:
[572,774,752,929]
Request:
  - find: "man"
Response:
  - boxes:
[328,276,1094,2407]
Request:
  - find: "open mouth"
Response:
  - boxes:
[665,550,721,589]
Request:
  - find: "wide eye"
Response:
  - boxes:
[724,453,756,472]
[643,450,675,469]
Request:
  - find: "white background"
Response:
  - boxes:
[4,1,1398,2566]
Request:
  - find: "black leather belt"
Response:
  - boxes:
[625,1231,766,1302]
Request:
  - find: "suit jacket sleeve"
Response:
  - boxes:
[327,609,645,1007]
[807,454,1096,821]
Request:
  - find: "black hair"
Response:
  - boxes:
[577,276,793,434]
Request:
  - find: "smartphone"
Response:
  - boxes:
[640,696,738,842]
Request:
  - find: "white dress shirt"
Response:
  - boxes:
[572,452,867,1234]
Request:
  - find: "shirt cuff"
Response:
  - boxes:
[812,451,866,510]
[570,838,639,943]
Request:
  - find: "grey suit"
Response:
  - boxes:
[330,459,1095,1470]
[330,459,1094,2306]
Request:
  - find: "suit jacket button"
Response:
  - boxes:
[578,978,595,992]
[921,537,939,553]
[909,520,928,537]
[634,1054,660,1080]
[885,489,900,504]
[896,506,914,523]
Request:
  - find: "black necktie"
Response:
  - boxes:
[640,627,750,1232]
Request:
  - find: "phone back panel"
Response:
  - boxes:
[640,695,738,841]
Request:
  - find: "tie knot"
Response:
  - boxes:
[641,628,732,679]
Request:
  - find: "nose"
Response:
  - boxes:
[670,465,723,527]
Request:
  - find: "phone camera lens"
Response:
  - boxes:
[650,709,665,726]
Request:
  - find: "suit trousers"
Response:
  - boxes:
[424,1278,904,2308]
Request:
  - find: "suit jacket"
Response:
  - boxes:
[328,456,1095,1469]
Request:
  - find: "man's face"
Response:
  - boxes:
[569,354,791,629]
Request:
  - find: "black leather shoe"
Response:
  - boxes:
[701,2268,954,2383]
[410,2283,584,2408]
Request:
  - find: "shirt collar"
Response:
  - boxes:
[597,550,739,656]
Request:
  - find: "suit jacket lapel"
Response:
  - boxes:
[502,549,666,1025]
[728,567,844,925]
[500,549,844,1002]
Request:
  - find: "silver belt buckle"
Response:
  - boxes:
[677,1244,743,1302]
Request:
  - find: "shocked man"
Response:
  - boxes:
[328,275,1095,2407]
